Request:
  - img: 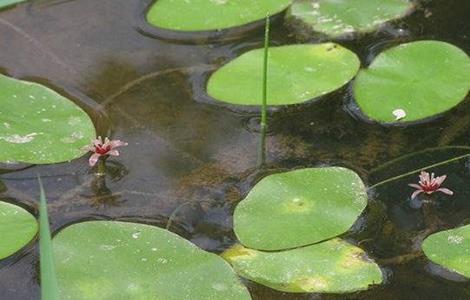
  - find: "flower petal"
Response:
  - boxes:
[434,175,447,185]
[437,188,453,196]
[411,189,423,199]
[408,183,422,189]
[89,153,101,167]
[108,150,120,156]
[109,140,128,148]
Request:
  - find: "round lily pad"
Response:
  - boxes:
[233,167,368,251]
[422,225,470,279]
[53,221,251,300]
[0,74,96,164]
[222,239,383,293]
[353,41,470,123]
[207,43,360,106]
[146,0,291,32]
[0,201,38,260]
[287,0,413,37]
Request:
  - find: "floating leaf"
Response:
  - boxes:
[53,221,251,300]
[208,43,360,106]
[353,41,470,123]
[222,239,383,293]
[146,0,291,32]
[0,74,96,164]
[0,0,26,9]
[0,201,37,260]
[287,0,413,37]
[422,225,470,279]
[234,167,368,251]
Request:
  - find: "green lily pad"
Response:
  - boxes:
[0,201,38,259]
[0,0,26,9]
[422,225,470,279]
[146,0,291,32]
[222,239,383,293]
[207,43,360,106]
[234,167,368,251]
[287,0,413,37]
[53,221,251,300]
[0,74,96,164]
[353,41,470,123]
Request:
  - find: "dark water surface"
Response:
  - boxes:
[1,0,470,299]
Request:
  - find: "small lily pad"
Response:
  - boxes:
[287,0,413,37]
[0,74,96,164]
[234,167,368,250]
[0,0,26,9]
[422,225,470,279]
[146,0,291,32]
[0,201,37,260]
[53,221,251,300]
[207,43,360,106]
[353,41,470,123]
[222,239,383,293]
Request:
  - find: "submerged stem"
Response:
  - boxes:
[369,153,470,189]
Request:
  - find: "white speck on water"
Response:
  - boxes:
[42,118,52,122]
[157,258,168,264]
[68,116,81,125]
[99,245,117,251]
[212,283,227,291]
[3,122,10,128]
[210,0,228,4]
[392,109,406,121]
[132,232,141,239]
[29,95,35,99]
[151,248,158,251]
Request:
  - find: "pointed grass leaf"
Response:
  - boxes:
[422,225,470,279]
[53,221,251,300]
[0,201,37,260]
[353,41,470,123]
[0,74,96,164]
[207,43,360,106]
[233,167,368,251]
[222,239,383,293]
[287,0,414,37]
[146,0,291,32]
[38,177,59,300]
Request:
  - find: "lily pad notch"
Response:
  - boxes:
[207,43,360,106]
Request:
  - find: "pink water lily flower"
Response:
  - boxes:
[408,171,453,199]
[84,136,128,167]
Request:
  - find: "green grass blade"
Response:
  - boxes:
[38,176,59,300]
[261,14,270,128]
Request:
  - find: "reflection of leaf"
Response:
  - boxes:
[146,0,291,31]
[0,74,96,164]
[422,225,470,279]
[53,221,251,300]
[208,43,360,106]
[38,178,59,300]
[234,167,368,250]
[222,239,383,293]
[354,41,470,123]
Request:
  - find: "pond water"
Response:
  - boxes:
[0,0,469,299]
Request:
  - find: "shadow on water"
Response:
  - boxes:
[0,0,470,299]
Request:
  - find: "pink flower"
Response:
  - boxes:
[83,136,128,167]
[408,171,453,199]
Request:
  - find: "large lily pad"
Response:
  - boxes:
[353,41,470,123]
[146,0,291,32]
[234,167,368,251]
[0,201,38,259]
[422,225,470,279]
[207,43,360,106]
[222,239,383,293]
[0,0,26,9]
[0,74,96,164]
[287,0,413,37]
[53,221,251,300]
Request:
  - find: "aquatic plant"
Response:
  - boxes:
[83,136,128,168]
[0,0,26,10]
[408,171,453,199]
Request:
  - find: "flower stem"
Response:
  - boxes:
[369,153,470,189]
[96,157,107,177]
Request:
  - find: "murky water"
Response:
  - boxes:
[0,0,469,299]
